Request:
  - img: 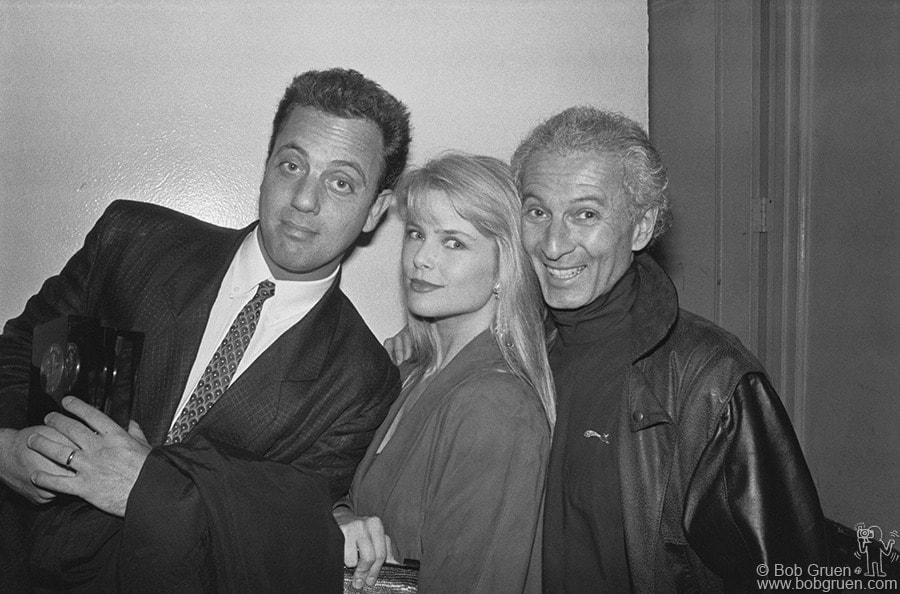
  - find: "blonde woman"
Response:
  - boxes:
[334,153,554,593]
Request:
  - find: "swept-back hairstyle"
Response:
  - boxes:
[395,152,556,429]
[511,106,672,242]
[267,68,412,193]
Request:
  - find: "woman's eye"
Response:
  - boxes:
[444,239,463,249]
[577,210,598,220]
[406,229,423,240]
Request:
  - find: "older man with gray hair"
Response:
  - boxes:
[512,106,828,591]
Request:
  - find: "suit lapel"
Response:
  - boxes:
[188,274,343,452]
[142,224,252,445]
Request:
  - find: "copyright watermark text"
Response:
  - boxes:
[756,563,898,591]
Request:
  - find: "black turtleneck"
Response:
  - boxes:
[542,261,638,593]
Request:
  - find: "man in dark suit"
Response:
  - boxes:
[0,68,410,591]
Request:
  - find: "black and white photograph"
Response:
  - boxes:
[1,1,897,591]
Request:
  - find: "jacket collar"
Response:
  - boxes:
[618,252,680,591]
[190,272,345,449]
[625,252,679,433]
[161,222,254,317]
[629,251,679,364]
[149,220,344,443]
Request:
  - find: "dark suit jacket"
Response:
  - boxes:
[0,200,400,591]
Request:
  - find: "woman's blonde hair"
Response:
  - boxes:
[395,152,556,429]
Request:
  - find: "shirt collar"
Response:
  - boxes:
[224,229,338,307]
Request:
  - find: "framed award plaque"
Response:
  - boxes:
[28,315,144,428]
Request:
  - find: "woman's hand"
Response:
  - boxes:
[333,507,398,590]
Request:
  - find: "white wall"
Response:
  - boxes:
[0,0,648,340]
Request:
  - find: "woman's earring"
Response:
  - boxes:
[492,284,500,300]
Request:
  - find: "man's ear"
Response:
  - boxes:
[362,189,393,233]
[631,206,658,252]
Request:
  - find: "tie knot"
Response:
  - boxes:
[255,279,276,301]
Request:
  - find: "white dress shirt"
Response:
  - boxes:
[168,228,337,431]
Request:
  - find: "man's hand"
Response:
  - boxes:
[27,396,151,517]
[382,326,413,366]
[0,425,78,504]
[333,507,399,590]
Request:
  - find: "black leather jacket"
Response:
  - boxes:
[618,253,828,592]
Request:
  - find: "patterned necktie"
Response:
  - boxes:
[166,280,275,445]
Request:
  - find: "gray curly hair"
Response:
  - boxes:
[511,106,672,242]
